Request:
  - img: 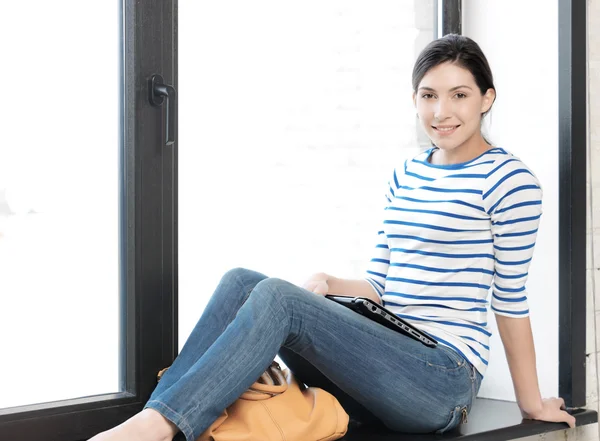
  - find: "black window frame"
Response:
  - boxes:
[0,1,178,440]
[434,0,588,408]
[558,0,587,408]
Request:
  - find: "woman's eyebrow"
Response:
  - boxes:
[418,85,473,92]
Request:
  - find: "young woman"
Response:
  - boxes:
[90,34,576,441]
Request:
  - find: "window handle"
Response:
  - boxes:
[149,74,177,146]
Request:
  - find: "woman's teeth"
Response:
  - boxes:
[434,125,459,135]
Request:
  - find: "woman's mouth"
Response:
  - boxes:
[433,125,460,136]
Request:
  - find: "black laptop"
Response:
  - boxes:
[325,295,438,348]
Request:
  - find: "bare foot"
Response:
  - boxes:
[88,409,179,441]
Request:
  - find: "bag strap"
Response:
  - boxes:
[240,362,288,400]
[157,367,169,382]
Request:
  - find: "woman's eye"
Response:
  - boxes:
[422,94,434,99]
[455,93,467,99]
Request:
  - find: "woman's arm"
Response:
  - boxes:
[496,315,543,413]
[327,275,383,305]
[302,272,382,305]
[496,314,575,428]
[483,160,575,428]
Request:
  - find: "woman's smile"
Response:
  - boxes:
[432,125,460,136]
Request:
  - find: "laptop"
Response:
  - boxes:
[325,295,438,348]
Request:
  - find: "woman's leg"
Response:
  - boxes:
[277,347,381,426]
[154,266,380,427]
[88,268,267,441]
[92,274,478,441]
[150,268,268,397]
[143,277,477,440]
[156,266,380,430]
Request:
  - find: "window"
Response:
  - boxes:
[0,2,177,439]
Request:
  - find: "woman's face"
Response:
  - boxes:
[413,62,495,152]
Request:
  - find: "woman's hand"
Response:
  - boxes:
[302,272,330,295]
[521,397,576,429]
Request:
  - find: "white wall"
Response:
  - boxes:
[463,0,559,401]
[178,1,433,343]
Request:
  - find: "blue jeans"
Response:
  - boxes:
[145,268,483,440]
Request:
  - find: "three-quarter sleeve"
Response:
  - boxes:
[364,168,397,298]
[482,159,543,317]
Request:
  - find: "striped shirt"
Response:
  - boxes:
[364,147,543,376]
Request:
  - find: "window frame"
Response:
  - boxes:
[0,1,179,439]
[557,0,587,408]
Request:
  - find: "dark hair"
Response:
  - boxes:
[412,34,496,143]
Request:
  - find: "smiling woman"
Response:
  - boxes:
[412,35,497,166]
[362,33,574,428]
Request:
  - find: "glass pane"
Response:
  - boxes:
[178,1,434,344]
[0,1,120,408]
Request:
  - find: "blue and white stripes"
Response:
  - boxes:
[364,147,543,376]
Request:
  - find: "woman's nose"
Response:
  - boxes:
[434,99,452,121]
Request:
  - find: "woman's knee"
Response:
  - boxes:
[217,267,268,302]
[254,277,294,293]
[221,267,267,288]
[252,277,307,309]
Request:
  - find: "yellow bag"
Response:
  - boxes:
[157,361,349,441]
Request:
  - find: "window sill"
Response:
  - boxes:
[341,398,598,440]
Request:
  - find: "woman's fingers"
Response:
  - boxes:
[560,410,576,429]
[548,398,575,428]
[302,273,329,295]
[302,280,328,295]
[527,398,576,429]
[554,398,575,429]
[312,281,328,295]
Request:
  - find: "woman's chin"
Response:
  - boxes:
[431,141,461,152]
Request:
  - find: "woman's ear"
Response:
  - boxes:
[412,92,417,108]
[481,88,496,114]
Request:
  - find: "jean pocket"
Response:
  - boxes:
[426,345,466,372]
[435,406,466,434]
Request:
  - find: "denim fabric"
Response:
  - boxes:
[145,268,483,440]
